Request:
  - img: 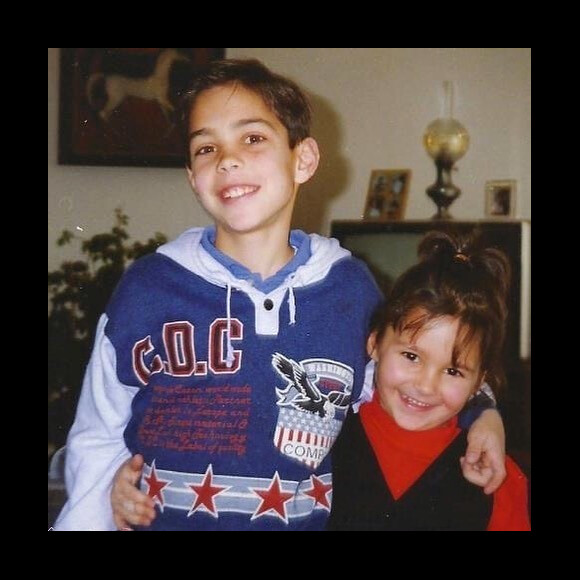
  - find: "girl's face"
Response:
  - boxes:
[368,310,484,431]
[186,83,318,240]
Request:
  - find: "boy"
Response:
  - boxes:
[54,59,504,531]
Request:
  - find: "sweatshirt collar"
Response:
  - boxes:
[200,226,312,294]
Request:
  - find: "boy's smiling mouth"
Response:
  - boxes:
[219,184,260,200]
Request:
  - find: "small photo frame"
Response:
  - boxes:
[485,180,517,218]
[363,169,411,221]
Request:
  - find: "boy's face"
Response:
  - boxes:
[367,311,484,431]
[186,83,318,238]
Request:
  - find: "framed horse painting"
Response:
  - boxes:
[58,48,225,167]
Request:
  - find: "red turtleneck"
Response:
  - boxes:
[359,394,530,531]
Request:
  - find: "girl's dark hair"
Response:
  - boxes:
[373,230,511,393]
[179,59,312,167]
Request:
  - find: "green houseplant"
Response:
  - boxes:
[48,208,167,458]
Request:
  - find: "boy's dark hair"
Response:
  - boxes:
[179,59,312,167]
[373,230,511,393]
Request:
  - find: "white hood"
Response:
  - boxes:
[157,227,352,345]
[157,227,351,293]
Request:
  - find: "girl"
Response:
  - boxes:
[328,231,530,531]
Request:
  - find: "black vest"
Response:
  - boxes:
[327,411,493,531]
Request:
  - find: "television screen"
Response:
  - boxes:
[331,220,530,363]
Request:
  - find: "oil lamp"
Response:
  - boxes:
[423,81,470,219]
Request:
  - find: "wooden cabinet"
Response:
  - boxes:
[330,219,531,473]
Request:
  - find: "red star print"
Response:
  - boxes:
[144,460,171,511]
[251,472,294,523]
[188,464,228,517]
[303,475,332,511]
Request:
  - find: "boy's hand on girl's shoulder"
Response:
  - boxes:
[460,454,495,491]
[463,408,507,495]
[111,454,156,530]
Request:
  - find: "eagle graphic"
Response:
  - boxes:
[272,353,351,419]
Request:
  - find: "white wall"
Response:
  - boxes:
[48,48,530,270]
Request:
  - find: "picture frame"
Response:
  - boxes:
[363,169,411,221]
[58,48,225,167]
[485,180,517,218]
